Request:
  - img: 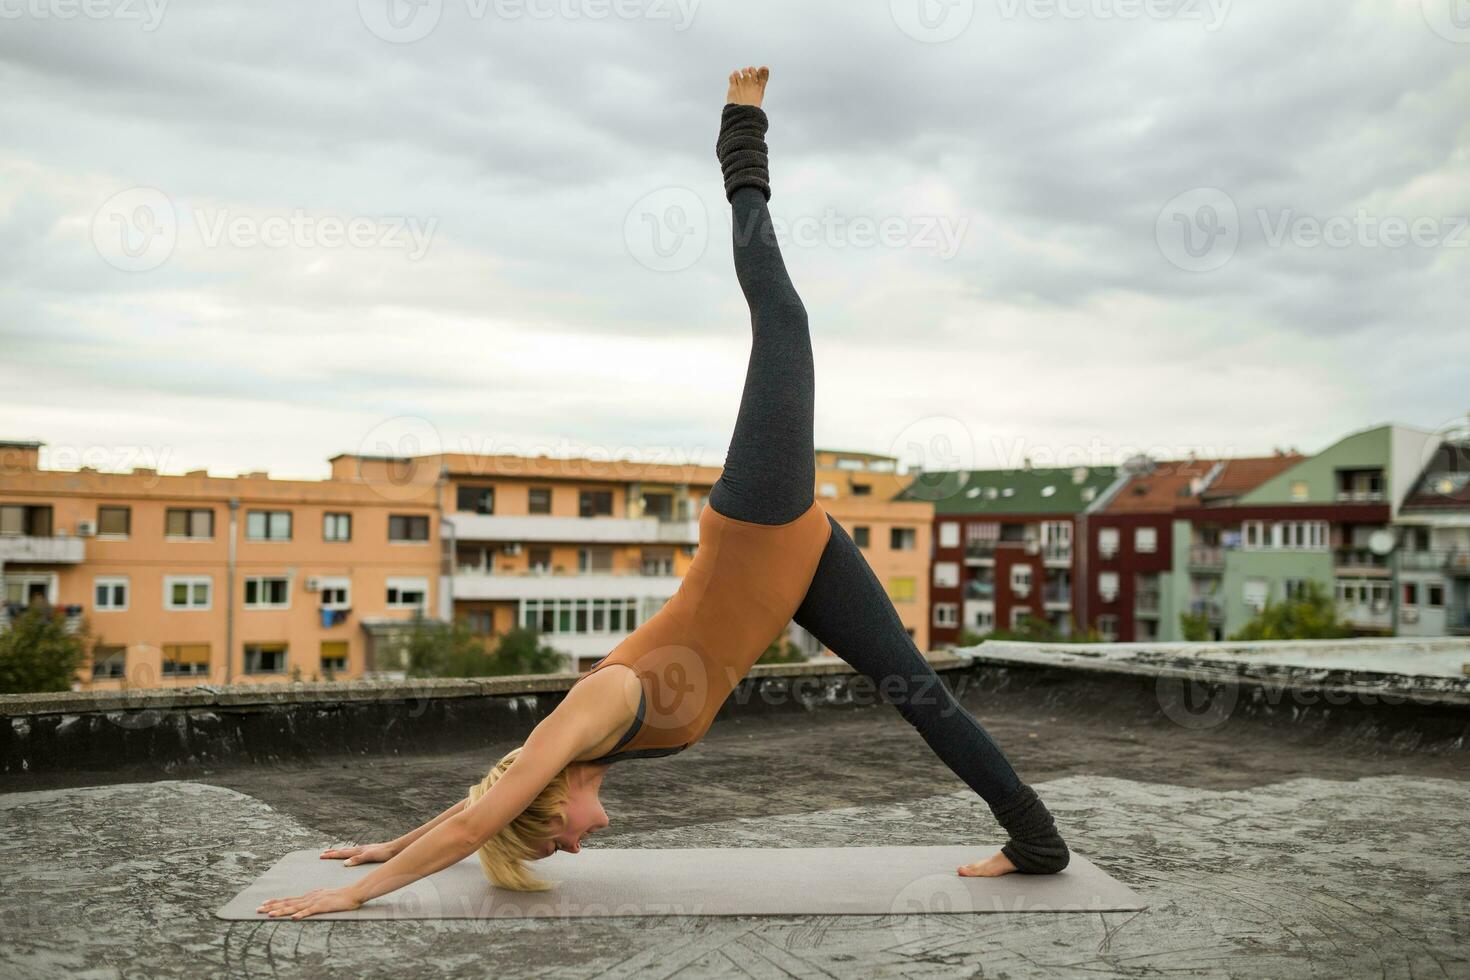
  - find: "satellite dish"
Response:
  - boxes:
[1368,529,1396,556]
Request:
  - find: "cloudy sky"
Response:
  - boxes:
[2,0,1466,480]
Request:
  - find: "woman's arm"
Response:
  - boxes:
[319,799,467,866]
[258,666,637,919]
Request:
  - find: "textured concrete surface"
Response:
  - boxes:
[2,774,1466,979]
[3,666,1467,978]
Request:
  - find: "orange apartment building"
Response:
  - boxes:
[2,441,933,689]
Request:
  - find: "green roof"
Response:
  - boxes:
[896,466,1119,515]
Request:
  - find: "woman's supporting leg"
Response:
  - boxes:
[706,85,816,526]
[793,515,1071,875]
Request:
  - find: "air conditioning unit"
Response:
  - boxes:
[304,577,322,592]
[75,520,96,537]
[502,543,523,556]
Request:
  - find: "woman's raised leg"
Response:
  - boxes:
[794,516,1071,876]
[706,68,816,526]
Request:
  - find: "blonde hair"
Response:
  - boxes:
[467,746,573,892]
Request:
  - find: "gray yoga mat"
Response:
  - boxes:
[218,846,1145,919]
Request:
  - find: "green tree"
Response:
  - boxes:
[399,616,563,678]
[966,616,1103,645]
[1179,610,1212,642]
[758,633,807,664]
[0,607,89,694]
[1228,581,1353,641]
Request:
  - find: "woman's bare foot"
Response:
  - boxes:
[957,850,1018,878]
[726,65,769,107]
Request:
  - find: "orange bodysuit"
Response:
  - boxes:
[571,499,832,762]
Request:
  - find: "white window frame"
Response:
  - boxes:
[933,602,959,628]
[1098,571,1119,603]
[1097,614,1119,641]
[1010,564,1033,597]
[244,575,292,610]
[1009,607,1033,630]
[933,561,960,589]
[323,512,352,542]
[317,576,352,611]
[4,571,59,607]
[1243,578,1269,613]
[246,509,292,542]
[1135,526,1158,554]
[1098,527,1119,559]
[93,576,130,612]
[938,522,960,549]
[164,575,212,611]
[386,576,429,611]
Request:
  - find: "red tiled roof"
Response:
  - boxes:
[1200,453,1305,502]
[1102,459,1219,513]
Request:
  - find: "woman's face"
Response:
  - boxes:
[537,763,610,858]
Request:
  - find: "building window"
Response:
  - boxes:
[244,643,287,675]
[528,487,553,514]
[244,576,291,609]
[91,645,126,679]
[852,483,872,496]
[456,486,495,515]
[1011,565,1033,597]
[320,641,349,675]
[640,548,674,576]
[933,602,958,627]
[890,527,917,551]
[1336,468,1384,502]
[0,504,53,537]
[1135,526,1157,554]
[1290,481,1309,501]
[386,577,429,610]
[853,526,871,548]
[1242,520,1328,551]
[97,506,131,537]
[579,490,614,517]
[1010,607,1033,631]
[1097,615,1118,641]
[1098,571,1118,602]
[1243,578,1269,613]
[528,547,552,572]
[318,579,351,610]
[1284,578,1311,601]
[323,512,352,542]
[971,608,994,632]
[1428,584,1445,608]
[162,643,210,677]
[1402,582,1419,606]
[165,507,214,539]
[522,597,638,635]
[934,562,960,588]
[164,575,212,610]
[91,577,129,612]
[464,611,494,635]
[578,547,613,573]
[1098,527,1120,559]
[642,492,674,521]
[389,514,430,542]
[887,577,916,603]
[938,522,960,549]
[246,510,292,541]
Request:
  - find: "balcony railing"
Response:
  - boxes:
[1135,591,1161,613]
[964,541,997,560]
[1042,585,1072,605]
[1338,601,1393,628]
[965,580,996,600]
[1335,490,1385,503]
[1399,550,1470,574]
[1188,546,1224,569]
[1188,598,1223,622]
[1041,545,1072,564]
[0,535,86,563]
[1334,548,1390,570]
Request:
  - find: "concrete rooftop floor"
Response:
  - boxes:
[2,679,1468,979]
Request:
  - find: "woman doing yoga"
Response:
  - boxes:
[258,67,1069,920]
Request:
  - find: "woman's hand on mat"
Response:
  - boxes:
[320,842,399,866]
[257,886,364,920]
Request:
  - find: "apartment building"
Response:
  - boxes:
[898,465,1119,645]
[1394,436,1470,636]
[1081,453,1302,641]
[1,441,441,690]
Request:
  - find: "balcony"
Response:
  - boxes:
[1334,548,1390,574]
[1188,598,1223,623]
[447,514,699,546]
[1188,546,1224,570]
[964,541,997,563]
[451,569,683,602]
[1135,591,1161,615]
[1041,544,1072,565]
[0,535,86,564]
[1400,550,1470,575]
[1043,584,1072,607]
[1338,601,1393,631]
[964,580,995,600]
